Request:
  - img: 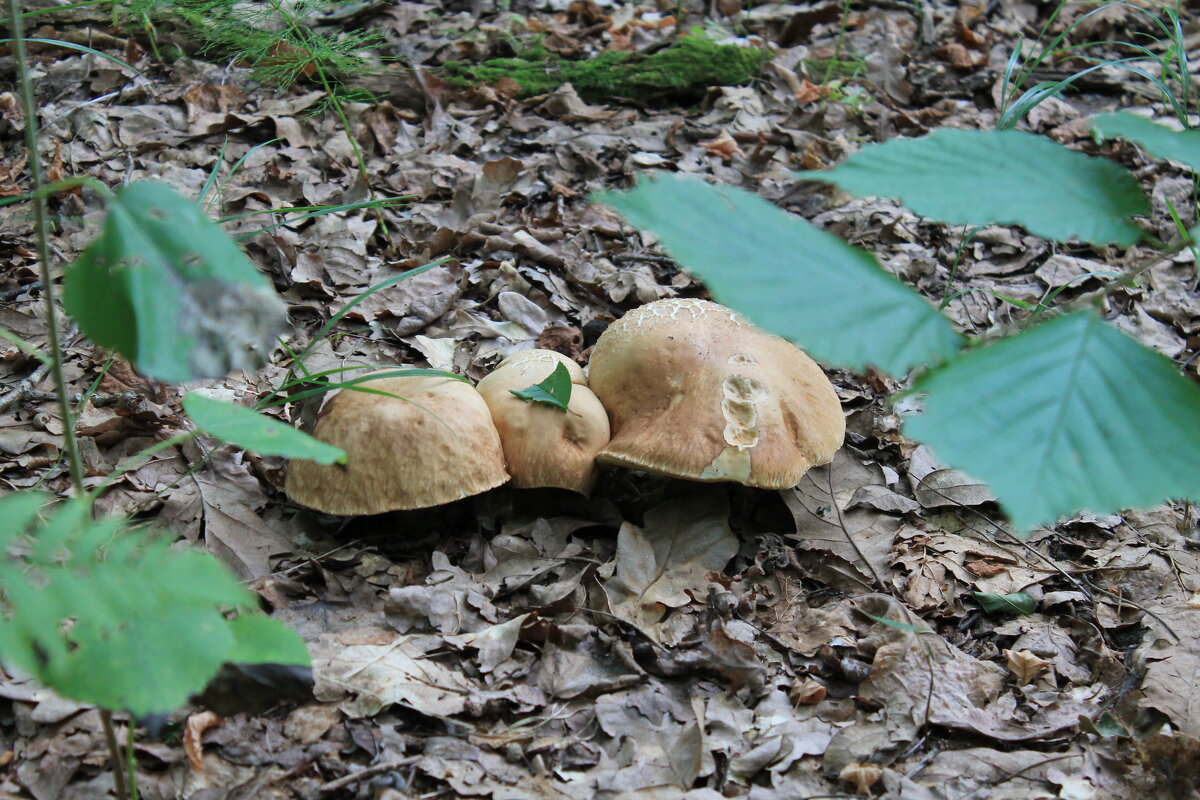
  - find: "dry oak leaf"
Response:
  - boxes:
[1005,649,1051,685]
[794,79,829,105]
[702,130,742,162]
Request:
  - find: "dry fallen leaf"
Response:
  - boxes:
[790,677,827,705]
[839,761,883,794]
[701,130,742,162]
[184,710,220,772]
[1005,648,1051,685]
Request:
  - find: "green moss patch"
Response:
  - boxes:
[441,35,769,103]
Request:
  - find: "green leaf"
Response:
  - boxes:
[859,611,930,632]
[224,615,310,666]
[509,362,573,410]
[0,494,259,716]
[183,392,345,464]
[905,312,1200,532]
[972,591,1036,615]
[594,173,962,375]
[1091,111,1200,174]
[62,181,288,383]
[798,128,1149,247]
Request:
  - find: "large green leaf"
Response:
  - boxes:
[905,312,1200,532]
[0,493,276,716]
[1091,111,1200,174]
[183,392,346,464]
[63,181,288,383]
[594,173,962,375]
[799,128,1149,247]
[225,615,310,665]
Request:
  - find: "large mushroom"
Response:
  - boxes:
[586,298,843,488]
[476,349,610,493]
[286,374,509,514]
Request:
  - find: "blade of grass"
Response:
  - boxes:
[208,138,283,212]
[1,38,143,75]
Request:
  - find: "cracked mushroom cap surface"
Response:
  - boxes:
[477,349,610,494]
[286,374,509,514]
[587,298,844,488]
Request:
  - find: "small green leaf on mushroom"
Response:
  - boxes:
[509,362,573,410]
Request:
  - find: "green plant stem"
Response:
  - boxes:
[9,0,86,497]
[126,719,140,800]
[99,711,130,800]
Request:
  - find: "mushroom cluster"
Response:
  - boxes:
[286,298,844,515]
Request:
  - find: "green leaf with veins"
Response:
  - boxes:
[594,173,962,376]
[798,128,1149,247]
[183,393,346,464]
[510,362,573,410]
[62,181,287,383]
[905,312,1200,532]
[1091,111,1200,174]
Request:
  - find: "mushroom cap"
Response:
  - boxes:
[479,349,587,391]
[286,375,509,514]
[587,298,844,488]
[477,349,610,494]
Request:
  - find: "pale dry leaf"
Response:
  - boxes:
[789,677,827,705]
[1004,649,1051,685]
[603,493,739,642]
[312,630,476,718]
[701,131,742,163]
[839,762,883,795]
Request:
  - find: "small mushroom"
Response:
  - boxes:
[286,374,509,514]
[476,349,610,493]
[587,298,844,488]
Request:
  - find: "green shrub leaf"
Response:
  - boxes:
[798,129,1149,247]
[183,392,346,464]
[225,615,310,665]
[63,181,288,383]
[0,494,286,716]
[905,312,1200,532]
[509,362,573,410]
[594,173,963,375]
[1091,111,1200,174]
[973,591,1036,615]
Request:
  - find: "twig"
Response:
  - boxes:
[611,253,677,265]
[0,280,41,301]
[0,363,50,413]
[317,756,418,793]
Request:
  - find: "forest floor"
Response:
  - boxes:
[2,0,1200,798]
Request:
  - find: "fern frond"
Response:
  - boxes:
[0,493,292,716]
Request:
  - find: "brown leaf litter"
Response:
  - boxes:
[1,0,1198,798]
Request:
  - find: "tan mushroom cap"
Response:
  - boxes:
[587,298,844,488]
[482,349,587,388]
[286,374,509,514]
[477,349,610,494]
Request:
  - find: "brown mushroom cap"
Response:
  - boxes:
[477,349,610,493]
[286,374,509,514]
[587,298,844,488]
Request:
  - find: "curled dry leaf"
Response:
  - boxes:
[790,676,827,705]
[839,761,883,795]
[184,710,220,772]
[1004,648,1051,685]
[701,130,742,162]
